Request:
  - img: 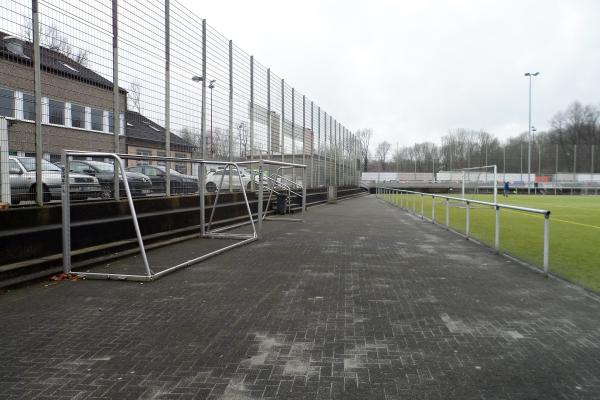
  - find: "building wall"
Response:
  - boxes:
[0,58,127,157]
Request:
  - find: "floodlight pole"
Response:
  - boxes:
[525,72,539,195]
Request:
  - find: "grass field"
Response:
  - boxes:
[381,192,600,292]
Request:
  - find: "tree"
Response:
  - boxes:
[22,20,89,66]
[128,82,142,113]
[237,121,248,158]
[375,141,391,170]
[356,128,373,172]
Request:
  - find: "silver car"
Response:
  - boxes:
[9,156,101,204]
[205,167,255,192]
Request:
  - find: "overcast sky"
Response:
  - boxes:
[182,0,600,146]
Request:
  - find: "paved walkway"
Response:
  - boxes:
[1,195,600,399]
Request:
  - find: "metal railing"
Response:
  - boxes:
[375,187,551,274]
[62,151,306,281]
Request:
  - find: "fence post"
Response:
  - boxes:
[267,68,271,160]
[543,213,550,275]
[495,205,500,251]
[164,0,171,196]
[201,19,207,159]
[32,0,43,206]
[199,162,205,236]
[317,106,321,187]
[61,151,71,273]
[249,55,254,189]
[431,195,435,223]
[302,95,306,185]
[310,100,314,188]
[420,193,424,219]
[112,0,121,200]
[465,201,470,238]
[445,198,450,228]
[324,112,328,185]
[281,79,285,162]
[228,41,234,190]
[291,87,295,182]
[0,118,9,205]
[413,193,416,214]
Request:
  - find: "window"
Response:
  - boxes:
[9,159,21,173]
[18,157,61,172]
[143,166,159,176]
[108,111,114,133]
[91,108,103,131]
[49,99,65,125]
[71,104,85,128]
[0,88,14,118]
[71,162,91,174]
[136,149,151,166]
[23,93,35,121]
[128,166,142,173]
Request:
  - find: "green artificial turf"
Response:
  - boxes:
[381,192,600,292]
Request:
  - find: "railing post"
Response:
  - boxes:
[495,205,500,251]
[465,201,470,238]
[400,191,403,208]
[420,193,424,219]
[413,193,416,214]
[445,198,450,228]
[543,213,550,275]
[431,195,435,223]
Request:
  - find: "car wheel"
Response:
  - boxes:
[206,182,217,193]
[100,183,113,199]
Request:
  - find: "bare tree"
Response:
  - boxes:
[237,121,248,158]
[128,82,142,113]
[356,128,373,172]
[21,20,89,66]
[375,141,391,170]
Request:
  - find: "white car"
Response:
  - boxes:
[205,168,255,192]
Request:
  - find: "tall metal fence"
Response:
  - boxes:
[0,0,360,207]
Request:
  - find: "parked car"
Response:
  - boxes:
[9,156,100,204]
[126,165,198,194]
[205,167,255,192]
[66,160,153,199]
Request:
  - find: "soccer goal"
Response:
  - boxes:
[438,165,498,204]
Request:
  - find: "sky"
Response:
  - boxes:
[181,0,600,147]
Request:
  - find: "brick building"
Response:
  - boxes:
[0,33,127,163]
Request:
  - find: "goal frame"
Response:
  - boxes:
[451,165,498,204]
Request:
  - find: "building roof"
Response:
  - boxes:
[0,32,126,93]
[126,111,194,150]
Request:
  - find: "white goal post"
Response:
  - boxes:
[438,165,498,204]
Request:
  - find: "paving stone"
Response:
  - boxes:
[1,195,599,399]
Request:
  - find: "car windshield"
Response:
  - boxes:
[85,161,115,172]
[19,157,61,172]
[156,165,183,176]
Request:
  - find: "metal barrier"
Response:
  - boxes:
[61,151,305,281]
[245,162,306,223]
[375,186,551,274]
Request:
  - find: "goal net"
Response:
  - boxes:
[437,165,498,204]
